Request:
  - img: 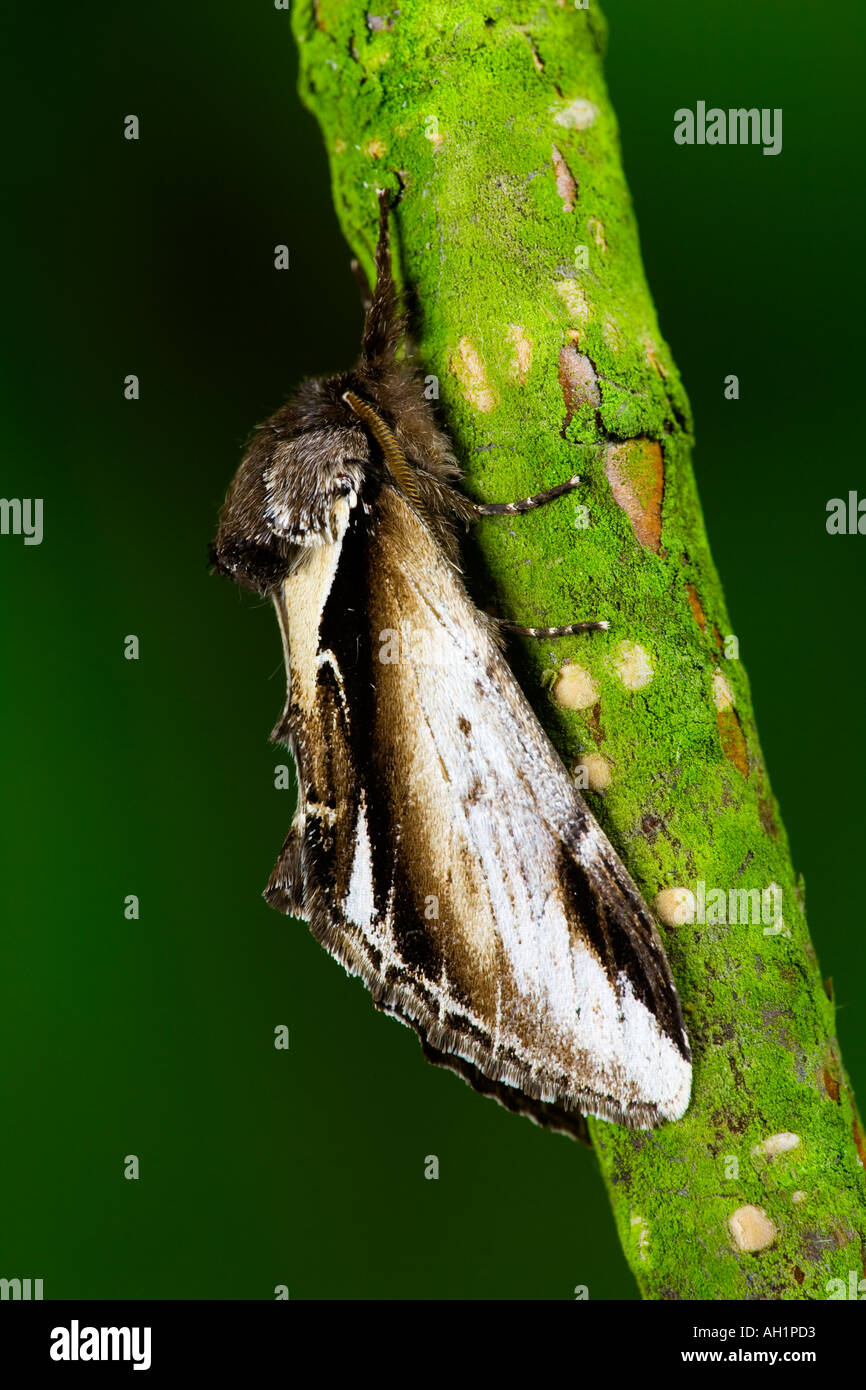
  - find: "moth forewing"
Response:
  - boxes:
[263,477,690,1130]
[211,189,691,1136]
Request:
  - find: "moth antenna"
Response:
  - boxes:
[362,189,402,363]
[342,390,423,508]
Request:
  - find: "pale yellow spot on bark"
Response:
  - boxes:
[729,1205,777,1253]
[630,1214,650,1262]
[556,280,591,324]
[791,1190,808,1205]
[643,334,668,377]
[655,887,696,927]
[602,316,624,352]
[364,138,387,159]
[450,337,499,413]
[576,753,611,791]
[713,669,735,710]
[505,324,533,385]
[552,97,599,130]
[613,640,654,690]
[552,663,598,710]
[335,138,347,155]
[587,217,608,252]
[752,1132,801,1159]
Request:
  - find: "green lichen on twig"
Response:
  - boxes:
[290,0,866,1298]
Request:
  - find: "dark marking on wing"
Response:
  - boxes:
[558,832,690,1061]
[420,1039,590,1144]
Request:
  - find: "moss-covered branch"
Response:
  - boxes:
[290,0,866,1298]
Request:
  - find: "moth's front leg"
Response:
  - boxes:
[501,616,609,638]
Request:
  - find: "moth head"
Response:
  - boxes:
[210,375,372,594]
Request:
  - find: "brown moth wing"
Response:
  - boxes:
[267,485,691,1131]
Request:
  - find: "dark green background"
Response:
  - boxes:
[1,0,863,1300]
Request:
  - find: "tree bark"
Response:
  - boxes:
[290,0,866,1298]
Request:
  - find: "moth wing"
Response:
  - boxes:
[271,487,691,1130]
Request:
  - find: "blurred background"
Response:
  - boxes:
[0,0,863,1299]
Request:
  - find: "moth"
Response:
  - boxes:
[211,191,691,1136]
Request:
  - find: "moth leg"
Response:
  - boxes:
[501,618,609,638]
[472,474,583,517]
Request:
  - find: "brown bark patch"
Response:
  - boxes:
[558,344,599,427]
[801,1229,841,1260]
[758,795,779,840]
[526,41,543,73]
[365,12,395,32]
[853,1113,866,1167]
[551,145,577,211]
[686,583,707,633]
[584,703,605,743]
[717,707,749,777]
[604,439,664,552]
[822,1048,841,1103]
